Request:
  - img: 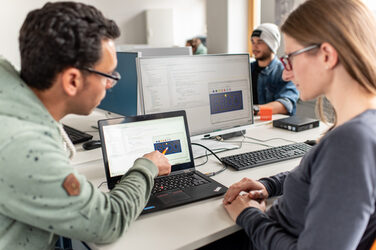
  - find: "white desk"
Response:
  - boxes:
[63,110,328,250]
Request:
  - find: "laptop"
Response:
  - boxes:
[98,110,227,214]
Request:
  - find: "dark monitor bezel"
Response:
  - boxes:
[98,110,195,189]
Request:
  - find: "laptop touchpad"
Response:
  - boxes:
[157,190,191,204]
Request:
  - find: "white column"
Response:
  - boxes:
[206,0,250,54]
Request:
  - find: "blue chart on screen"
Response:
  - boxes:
[209,90,243,114]
[154,140,182,155]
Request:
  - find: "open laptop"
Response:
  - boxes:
[98,110,227,214]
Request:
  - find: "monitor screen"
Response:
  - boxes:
[98,51,140,116]
[137,54,253,137]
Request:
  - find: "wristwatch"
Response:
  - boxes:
[253,106,259,116]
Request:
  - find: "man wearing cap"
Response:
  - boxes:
[250,23,299,115]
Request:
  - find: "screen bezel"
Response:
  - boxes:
[136,53,254,138]
[98,110,195,189]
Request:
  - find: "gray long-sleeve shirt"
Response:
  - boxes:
[237,110,376,250]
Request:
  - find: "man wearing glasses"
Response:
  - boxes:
[250,23,299,115]
[0,2,171,249]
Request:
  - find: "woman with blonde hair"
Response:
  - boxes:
[222,0,376,249]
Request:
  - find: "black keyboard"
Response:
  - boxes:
[152,172,209,194]
[221,143,312,171]
[63,124,93,144]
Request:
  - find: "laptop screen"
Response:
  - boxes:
[99,111,194,180]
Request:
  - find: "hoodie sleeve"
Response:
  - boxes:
[0,131,158,244]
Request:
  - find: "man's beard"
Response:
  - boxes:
[255,50,272,61]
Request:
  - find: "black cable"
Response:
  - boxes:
[194,146,237,159]
[191,143,223,162]
[194,146,237,166]
[191,142,227,176]
[97,181,107,189]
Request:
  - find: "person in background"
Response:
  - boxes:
[0,2,171,249]
[192,38,207,55]
[250,23,299,116]
[186,39,193,46]
[224,0,376,249]
[186,37,207,55]
[186,39,194,53]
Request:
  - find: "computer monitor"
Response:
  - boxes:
[117,46,193,56]
[137,54,254,137]
[98,51,140,116]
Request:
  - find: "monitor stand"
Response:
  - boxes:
[214,130,245,141]
[96,108,124,119]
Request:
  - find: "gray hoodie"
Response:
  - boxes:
[0,57,158,249]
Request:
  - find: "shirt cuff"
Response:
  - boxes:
[258,178,274,197]
[131,157,159,178]
[236,207,264,231]
[276,98,293,115]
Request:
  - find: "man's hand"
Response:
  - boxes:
[224,193,266,222]
[223,177,268,205]
[143,151,171,176]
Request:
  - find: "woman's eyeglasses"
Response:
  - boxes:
[280,44,321,71]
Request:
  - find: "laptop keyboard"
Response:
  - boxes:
[152,172,209,194]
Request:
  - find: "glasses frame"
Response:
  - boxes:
[82,67,121,87]
[280,44,321,71]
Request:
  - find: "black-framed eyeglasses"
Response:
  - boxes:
[82,67,121,87]
[280,44,321,71]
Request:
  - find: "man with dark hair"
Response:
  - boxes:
[250,23,299,115]
[0,2,171,249]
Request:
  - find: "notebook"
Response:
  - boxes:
[98,110,227,214]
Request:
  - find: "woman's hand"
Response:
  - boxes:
[224,193,266,222]
[223,178,268,205]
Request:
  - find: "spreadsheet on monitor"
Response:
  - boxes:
[137,54,254,137]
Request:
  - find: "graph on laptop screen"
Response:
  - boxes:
[137,54,254,137]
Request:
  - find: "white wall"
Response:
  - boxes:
[93,0,206,46]
[228,0,248,53]
[260,0,285,56]
[206,0,228,53]
[261,0,275,23]
[206,0,248,54]
[0,0,206,69]
[260,0,305,56]
[363,0,376,16]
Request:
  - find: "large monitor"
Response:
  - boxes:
[137,54,254,137]
[98,51,140,116]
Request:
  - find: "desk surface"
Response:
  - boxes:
[62,110,328,250]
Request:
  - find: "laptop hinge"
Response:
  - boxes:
[169,169,195,176]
